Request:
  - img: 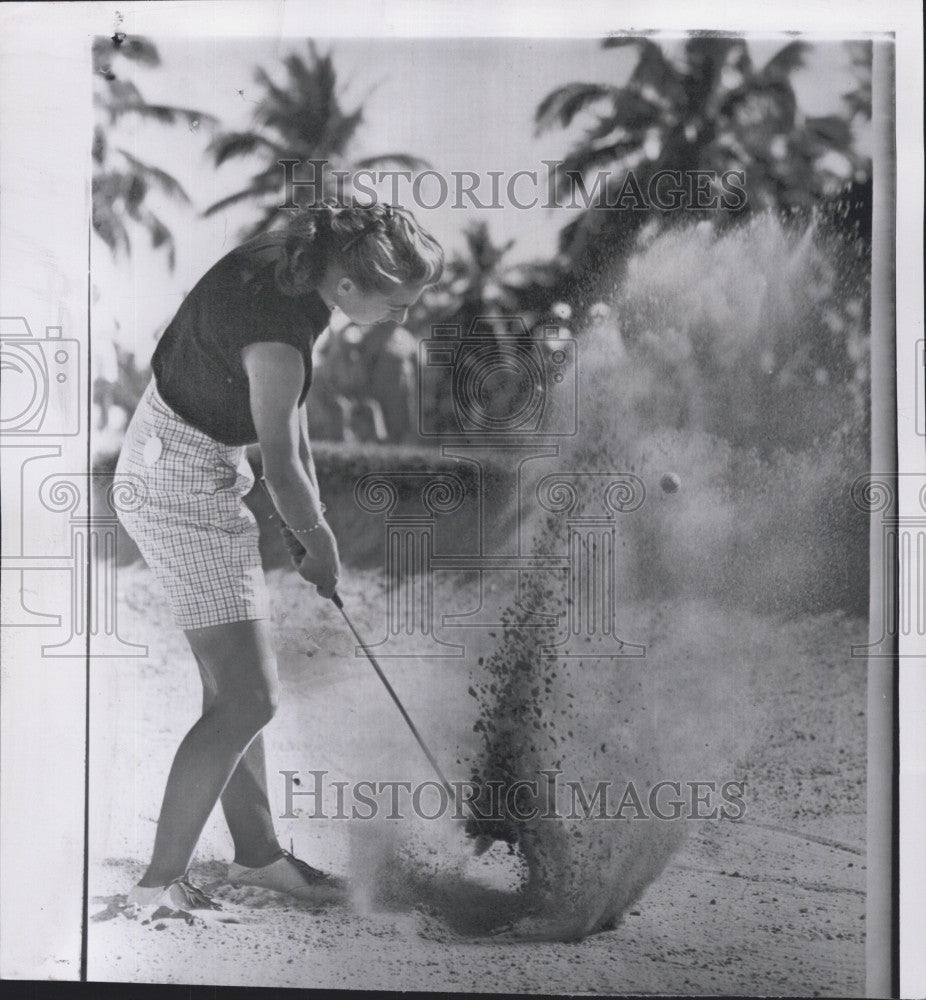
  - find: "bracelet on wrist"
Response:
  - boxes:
[290,504,327,537]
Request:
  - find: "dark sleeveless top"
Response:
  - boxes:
[151,234,331,445]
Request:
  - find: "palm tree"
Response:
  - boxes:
[536,37,866,286]
[415,220,569,437]
[92,33,215,269]
[824,40,872,242]
[841,40,872,124]
[444,221,520,316]
[434,220,565,325]
[203,42,428,238]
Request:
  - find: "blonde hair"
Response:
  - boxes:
[276,200,444,296]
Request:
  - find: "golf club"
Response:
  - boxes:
[258,477,489,839]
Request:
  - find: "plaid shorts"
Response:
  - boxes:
[115,377,271,630]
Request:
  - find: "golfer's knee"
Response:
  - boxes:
[240,679,280,729]
[216,677,279,733]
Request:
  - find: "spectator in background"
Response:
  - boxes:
[359,321,419,443]
[308,311,420,444]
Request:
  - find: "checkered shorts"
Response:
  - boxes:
[115,378,271,630]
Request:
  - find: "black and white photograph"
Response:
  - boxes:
[0,2,923,997]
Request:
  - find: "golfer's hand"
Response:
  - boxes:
[280,525,307,565]
[296,521,340,599]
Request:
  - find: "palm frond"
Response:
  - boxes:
[610,90,663,131]
[627,40,685,102]
[354,154,431,172]
[841,88,872,122]
[131,207,176,268]
[602,35,658,51]
[535,83,621,132]
[101,75,215,129]
[202,180,280,217]
[286,45,338,113]
[761,40,810,80]
[319,108,365,154]
[121,172,148,219]
[92,33,161,75]
[91,192,131,257]
[253,65,296,116]
[553,140,642,196]
[577,110,628,146]
[560,139,643,175]
[100,78,146,120]
[92,37,116,75]
[126,103,216,127]
[92,126,107,166]
[718,79,798,131]
[725,39,755,78]
[803,115,853,152]
[207,131,289,167]
[841,40,872,121]
[115,149,191,203]
[683,37,754,104]
[112,35,161,67]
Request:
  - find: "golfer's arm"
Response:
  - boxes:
[298,403,320,495]
[243,341,324,529]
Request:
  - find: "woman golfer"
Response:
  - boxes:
[116,201,443,914]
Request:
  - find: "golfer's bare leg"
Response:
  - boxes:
[194,653,283,869]
[221,734,283,867]
[138,620,279,887]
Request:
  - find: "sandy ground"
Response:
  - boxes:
[87,562,866,995]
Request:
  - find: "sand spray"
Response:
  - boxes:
[346,212,868,939]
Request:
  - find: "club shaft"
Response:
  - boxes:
[258,478,466,816]
[334,597,461,809]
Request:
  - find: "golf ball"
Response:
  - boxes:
[660,473,681,494]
